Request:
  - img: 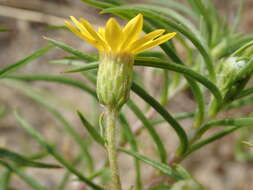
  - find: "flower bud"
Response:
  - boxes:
[218,56,251,102]
[217,57,246,94]
[96,53,134,110]
[209,56,252,116]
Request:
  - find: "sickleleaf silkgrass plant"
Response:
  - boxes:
[65,14,176,190]
[2,0,253,189]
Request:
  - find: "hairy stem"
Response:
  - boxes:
[105,107,122,190]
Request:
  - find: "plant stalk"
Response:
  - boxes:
[105,107,122,190]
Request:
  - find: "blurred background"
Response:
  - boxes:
[0,0,253,190]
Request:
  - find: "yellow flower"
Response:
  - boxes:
[65,14,176,110]
[64,14,176,55]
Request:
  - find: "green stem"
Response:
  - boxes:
[105,107,122,190]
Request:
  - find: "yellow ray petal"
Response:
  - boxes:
[65,20,104,51]
[65,20,92,41]
[105,18,122,52]
[132,32,176,54]
[126,29,165,52]
[70,16,108,51]
[120,14,143,50]
[70,16,92,39]
[79,18,108,49]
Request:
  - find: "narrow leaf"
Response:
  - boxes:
[225,96,253,110]
[134,57,222,106]
[0,148,60,168]
[64,62,99,73]
[81,0,114,9]
[127,100,167,163]
[0,45,53,78]
[131,83,189,155]
[77,110,104,146]
[6,74,96,98]
[242,141,253,148]
[185,126,238,157]
[0,160,48,190]
[48,59,88,67]
[44,37,96,62]
[14,111,104,190]
[0,169,11,190]
[148,0,197,19]
[4,80,94,173]
[196,117,253,138]
[236,86,253,99]
[119,148,181,180]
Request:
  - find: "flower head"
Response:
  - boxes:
[65,14,176,55]
[65,14,176,110]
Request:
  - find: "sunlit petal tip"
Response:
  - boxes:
[169,32,177,37]
[135,13,143,20]
[156,32,177,43]
[77,18,108,49]
[147,29,166,39]
[64,20,71,26]
[106,18,121,31]
[64,20,78,32]
[128,13,141,23]
[64,21,74,31]
[107,17,117,24]
[124,13,143,31]
[106,18,117,30]
[162,32,177,41]
[134,13,143,26]
[120,13,144,50]
[156,29,166,34]
[69,16,76,21]
[79,18,92,26]
[106,18,113,24]
[79,18,91,27]
[69,16,81,27]
[131,32,176,54]
[64,20,75,27]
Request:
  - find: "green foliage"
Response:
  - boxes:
[1,0,253,189]
[77,110,105,146]
[0,46,53,78]
[44,37,96,62]
[0,148,60,169]
[242,141,253,148]
[171,165,204,190]
[127,100,168,163]
[14,111,104,190]
[170,180,204,190]
[119,148,182,180]
[0,160,49,190]
[0,27,10,32]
